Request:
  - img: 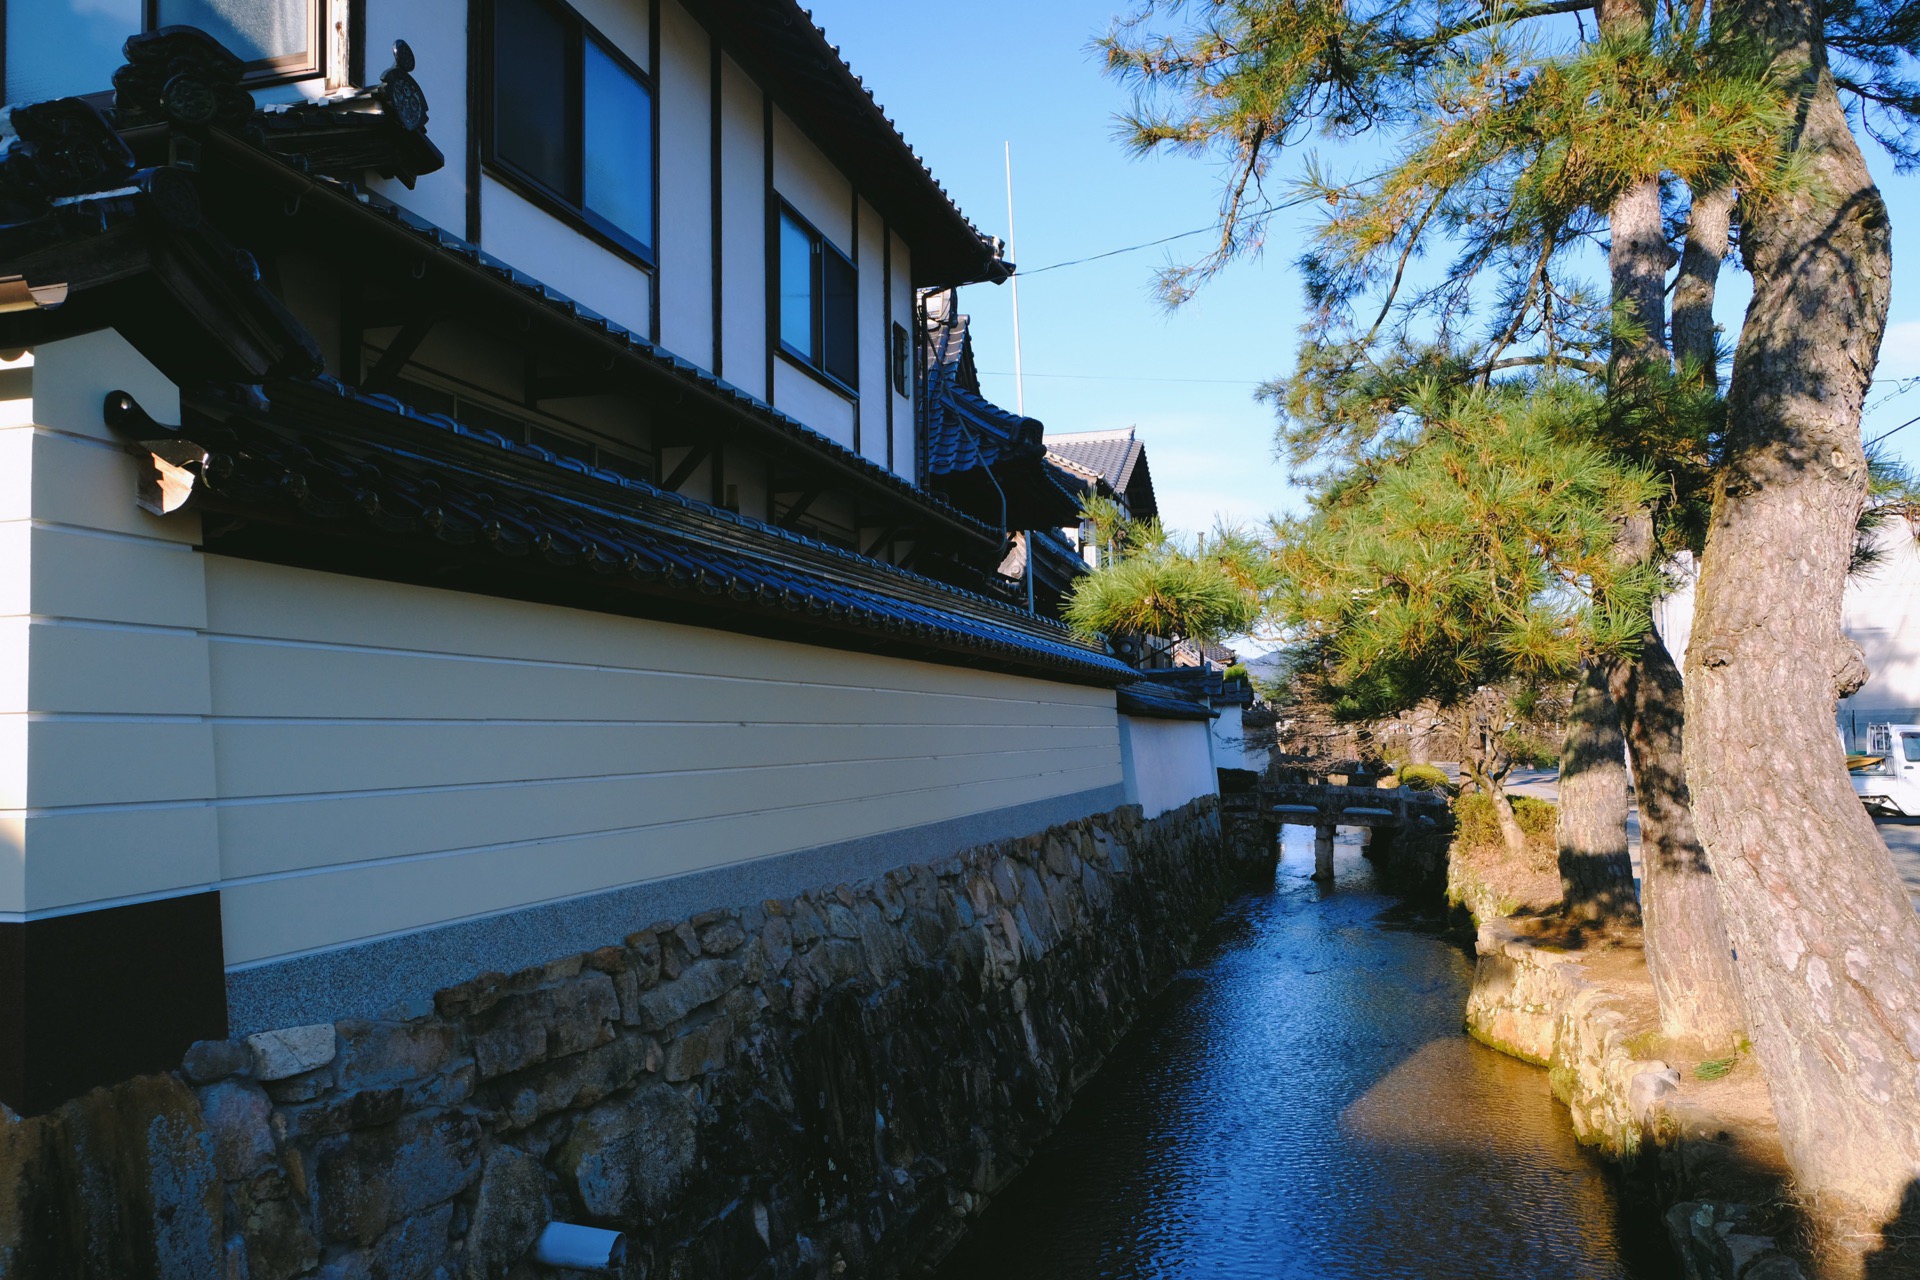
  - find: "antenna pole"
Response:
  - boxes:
[1004,140,1024,417]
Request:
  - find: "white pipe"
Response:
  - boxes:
[531,1222,627,1272]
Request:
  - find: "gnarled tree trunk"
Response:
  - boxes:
[1683,0,1920,1266]
[1613,632,1747,1050]
[1557,658,1641,924]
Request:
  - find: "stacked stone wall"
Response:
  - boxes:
[0,796,1263,1280]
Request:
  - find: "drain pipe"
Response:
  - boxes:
[531,1223,627,1272]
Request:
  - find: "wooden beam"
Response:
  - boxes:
[861,526,899,558]
[530,371,621,403]
[661,445,712,494]
[778,488,822,529]
[362,316,435,393]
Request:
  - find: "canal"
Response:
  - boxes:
[936,826,1680,1279]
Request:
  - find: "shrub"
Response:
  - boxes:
[1222,662,1250,684]
[1398,762,1450,793]
[1453,791,1557,850]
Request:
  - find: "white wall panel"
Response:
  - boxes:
[718,53,767,396]
[191,557,1121,964]
[771,108,852,253]
[890,228,916,479]
[1118,715,1217,819]
[857,198,887,464]
[574,0,650,69]
[773,364,856,448]
[364,0,470,235]
[481,177,654,337]
[656,0,713,367]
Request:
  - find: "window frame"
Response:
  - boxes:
[774,199,859,399]
[479,0,658,271]
[144,0,327,85]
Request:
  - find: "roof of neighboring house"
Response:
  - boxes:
[104,378,1137,686]
[922,300,1082,530]
[702,0,1007,288]
[1044,427,1158,521]
[1115,679,1216,721]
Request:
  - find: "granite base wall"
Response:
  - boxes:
[0,796,1264,1280]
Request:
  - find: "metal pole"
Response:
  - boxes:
[1004,141,1024,417]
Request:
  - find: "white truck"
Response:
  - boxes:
[1853,723,1920,816]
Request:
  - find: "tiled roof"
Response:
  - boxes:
[1044,429,1143,492]
[702,1,1007,287]
[1045,428,1158,521]
[1115,680,1215,721]
[108,379,1136,686]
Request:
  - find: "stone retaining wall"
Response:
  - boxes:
[1465,919,1803,1280]
[0,796,1264,1280]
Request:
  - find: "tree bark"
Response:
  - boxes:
[1613,632,1747,1050]
[1683,0,1919,1262]
[1558,658,1642,924]
[1672,185,1736,390]
[1459,693,1528,858]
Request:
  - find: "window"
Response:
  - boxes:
[485,0,655,263]
[153,0,322,78]
[3,0,317,102]
[777,204,858,391]
[891,322,910,397]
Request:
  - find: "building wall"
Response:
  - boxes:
[1655,532,1920,748]
[1117,715,1218,819]
[7,333,1124,1034]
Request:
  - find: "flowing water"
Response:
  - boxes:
[935,827,1680,1280]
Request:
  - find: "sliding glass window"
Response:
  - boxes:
[777,204,858,393]
[486,0,655,263]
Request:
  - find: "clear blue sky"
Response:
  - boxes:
[807,0,1920,538]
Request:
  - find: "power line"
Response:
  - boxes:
[977,369,1266,386]
[1013,225,1218,277]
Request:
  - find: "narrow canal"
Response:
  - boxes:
[936,827,1680,1279]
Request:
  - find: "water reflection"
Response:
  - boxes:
[935,829,1677,1280]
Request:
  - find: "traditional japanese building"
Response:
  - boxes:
[0,2,1224,1116]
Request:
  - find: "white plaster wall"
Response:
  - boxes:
[574,0,650,68]
[857,198,887,464]
[773,364,856,449]
[889,227,916,479]
[480,177,654,336]
[656,0,713,368]
[771,109,852,253]
[717,53,767,397]
[365,0,469,234]
[1209,705,1267,774]
[1118,715,1218,820]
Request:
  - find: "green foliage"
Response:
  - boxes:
[1063,500,1281,645]
[1398,762,1451,793]
[1694,1056,1737,1081]
[1454,792,1557,851]
[1222,662,1251,683]
[1272,380,1662,721]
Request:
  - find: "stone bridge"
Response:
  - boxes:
[1267,782,1452,881]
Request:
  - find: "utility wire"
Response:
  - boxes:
[1013,225,1218,277]
[978,369,1266,386]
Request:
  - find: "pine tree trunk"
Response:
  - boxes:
[1558,658,1642,924]
[1613,632,1747,1050]
[1672,185,1736,388]
[1684,0,1920,1262]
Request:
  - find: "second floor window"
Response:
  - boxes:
[778,205,858,391]
[486,0,654,263]
[155,0,321,76]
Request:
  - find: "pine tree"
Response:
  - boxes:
[1103,0,1920,1256]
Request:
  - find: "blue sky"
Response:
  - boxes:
[807,0,1920,539]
